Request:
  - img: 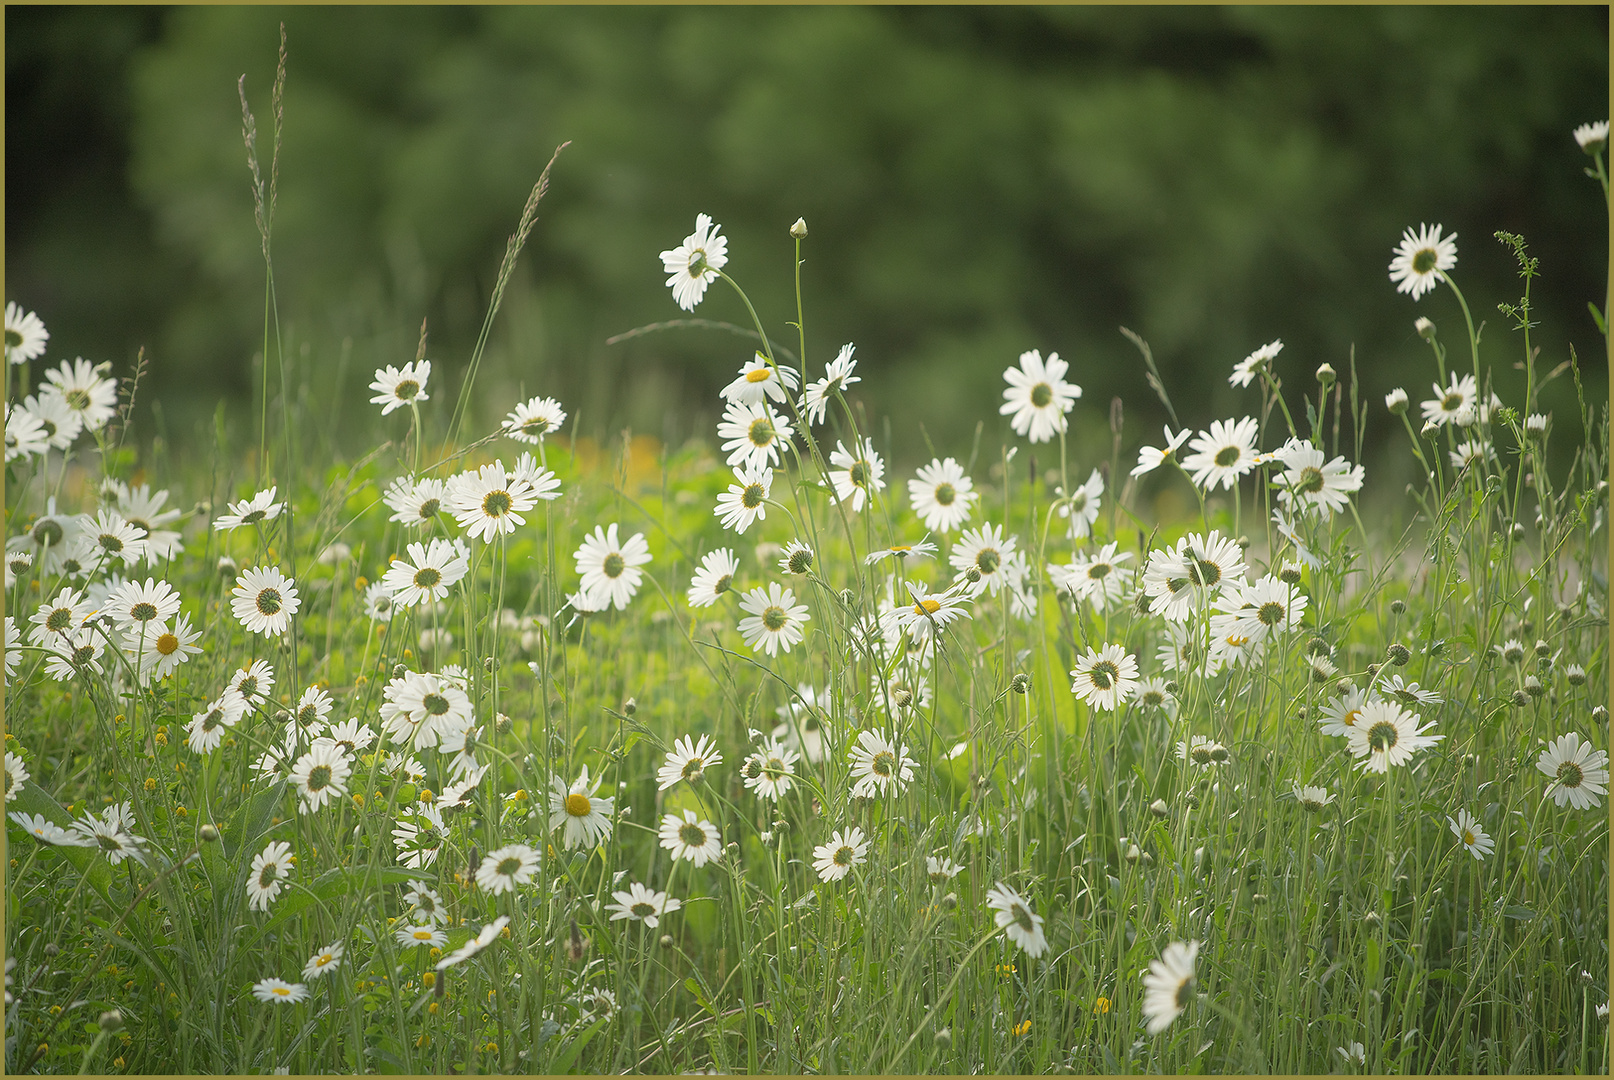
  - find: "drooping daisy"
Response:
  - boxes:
[926,855,961,883]
[1132,425,1192,477]
[4,403,49,461]
[738,582,810,657]
[42,358,118,432]
[252,978,309,1004]
[741,738,799,801]
[986,883,1049,958]
[800,343,860,426]
[1049,542,1134,610]
[1000,349,1080,443]
[1536,733,1610,810]
[1140,939,1199,1034]
[660,213,728,311]
[9,811,93,846]
[1229,339,1282,389]
[289,741,352,814]
[392,802,448,868]
[549,766,615,849]
[716,400,793,472]
[1177,735,1228,768]
[1069,643,1139,713]
[1059,469,1105,540]
[41,625,104,683]
[847,729,917,798]
[395,923,449,949]
[951,524,1018,596]
[21,392,83,451]
[213,486,285,532]
[71,802,147,864]
[908,457,977,533]
[502,395,568,443]
[231,566,300,637]
[476,843,540,895]
[1272,439,1364,516]
[446,462,539,543]
[657,734,723,790]
[778,539,815,576]
[368,360,431,415]
[4,752,30,804]
[384,475,448,528]
[658,809,723,867]
[1344,699,1444,773]
[721,353,800,407]
[575,986,620,1023]
[714,465,773,534]
[687,548,740,608]
[574,523,652,611]
[303,943,344,980]
[1290,781,1335,812]
[1421,373,1478,428]
[1182,417,1261,492]
[606,882,683,928]
[864,539,938,566]
[435,916,511,971]
[812,826,869,882]
[246,840,295,912]
[1337,1042,1367,1066]
[5,302,49,365]
[1447,809,1494,860]
[1388,223,1458,301]
[186,689,248,754]
[437,719,487,782]
[828,438,886,512]
[382,538,470,608]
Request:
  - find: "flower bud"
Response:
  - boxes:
[1387,643,1411,666]
[199,823,219,843]
[217,555,239,578]
[1010,673,1030,695]
[495,712,513,734]
[941,891,958,912]
[1415,316,1436,340]
[1315,363,1336,388]
[1148,798,1169,819]
[790,217,808,239]
[99,1010,123,1032]
[1566,664,1587,686]
[392,663,408,680]
[1385,388,1409,415]
[660,934,674,949]
[1594,705,1609,725]
[1125,843,1142,864]
[1511,690,1531,707]
[964,566,982,584]
[1390,599,1406,615]
[1279,562,1303,585]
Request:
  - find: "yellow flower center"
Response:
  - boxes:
[565,792,592,817]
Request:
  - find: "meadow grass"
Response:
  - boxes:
[1,100,1609,1076]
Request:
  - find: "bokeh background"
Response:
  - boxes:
[7,6,1608,483]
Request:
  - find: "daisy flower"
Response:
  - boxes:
[1536,733,1610,809]
[326,718,378,757]
[687,548,740,608]
[714,465,773,534]
[252,978,309,1004]
[1291,781,1335,812]
[229,658,276,702]
[447,462,540,542]
[1049,542,1134,610]
[395,923,449,949]
[381,670,472,751]
[660,213,728,311]
[303,944,344,980]
[363,581,396,621]
[246,840,295,912]
[1132,677,1178,714]
[104,577,181,633]
[606,882,682,928]
[393,802,448,868]
[1449,439,1495,472]
[1132,425,1192,477]
[1420,373,1478,428]
[21,392,83,451]
[368,360,431,415]
[4,752,30,804]
[864,539,938,566]
[42,358,118,432]
[659,809,723,867]
[9,811,94,846]
[382,538,470,608]
[476,843,540,895]
[1214,576,1307,648]
[575,986,619,1023]
[213,486,285,532]
[800,343,861,426]
[812,826,869,882]
[1059,468,1104,540]
[1338,1042,1367,1066]
[828,438,886,512]
[1344,699,1444,773]
[1229,339,1282,388]
[1318,687,1371,738]
[30,586,94,649]
[231,566,300,637]
[1388,223,1458,301]
[83,509,148,568]
[908,457,977,533]
[1177,735,1227,767]
[42,626,104,683]
[502,395,567,443]
[1000,349,1079,443]
[926,856,961,883]
[986,883,1049,958]
[951,524,1017,596]
[1379,675,1443,708]
[186,689,248,754]
[403,884,447,925]
[1182,417,1261,492]
[738,582,811,656]
[1271,439,1364,515]
[384,475,448,528]
[1574,120,1610,154]
[778,539,814,576]
[549,766,615,849]
[1141,940,1199,1034]
[5,403,50,461]
[290,686,336,733]
[890,580,972,643]
[435,916,511,971]
[741,738,799,800]
[657,734,723,790]
[109,482,184,561]
[716,400,793,472]
[71,802,147,864]
[574,523,652,611]
[1069,643,1139,713]
[847,729,917,798]
[510,451,562,501]
[2,617,20,685]
[289,741,352,814]
[1447,809,1494,860]
[5,301,49,364]
[721,353,800,407]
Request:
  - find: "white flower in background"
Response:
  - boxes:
[1421,373,1478,428]
[742,738,799,800]
[1291,781,1335,812]
[382,538,470,608]
[659,809,723,867]
[1449,439,1496,472]
[1000,349,1080,443]
[303,943,344,981]
[800,343,861,426]
[435,916,510,971]
[1271,438,1364,515]
[1069,643,1139,712]
[1536,733,1609,810]
[1337,1042,1367,1066]
[926,855,961,883]
[1182,417,1261,492]
[986,883,1049,958]
[447,462,539,542]
[231,567,300,637]
[69,802,147,864]
[363,581,396,621]
[1384,387,1409,415]
[1059,468,1105,539]
[951,523,1017,596]
[368,360,431,415]
[574,523,652,611]
[108,482,184,562]
[1447,809,1494,860]
[864,539,937,567]
[1388,223,1458,301]
[502,395,567,443]
[828,438,886,512]
[721,353,800,407]
[847,729,917,798]
[392,802,448,868]
[1345,699,1444,773]
[1177,735,1226,768]
[1574,120,1610,153]
[716,400,793,472]
[687,548,740,608]
[1131,677,1178,715]
[1213,576,1307,649]
[1229,339,1282,388]
[657,734,723,791]
[606,882,682,928]
[660,213,728,311]
[21,392,83,451]
[213,486,285,532]
[1132,425,1192,477]
[1049,542,1133,610]
[5,403,50,461]
[252,978,309,1004]
[476,843,541,895]
[289,741,352,814]
[549,766,615,849]
[384,475,448,528]
[714,465,772,534]
[5,302,49,365]
[1141,939,1199,1034]
[773,684,831,764]
[402,884,447,925]
[738,582,810,656]
[812,826,869,882]
[246,840,295,911]
[42,358,118,432]
[908,457,977,533]
[510,452,562,502]
[1379,675,1443,708]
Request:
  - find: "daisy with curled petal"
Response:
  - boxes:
[42,358,118,432]
[800,343,862,426]
[1132,425,1192,478]
[253,978,309,1004]
[476,843,540,895]
[435,916,511,971]
[1291,781,1335,812]
[303,943,344,980]
[246,840,294,911]
[447,462,538,543]
[659,810,723,867]
[812,826,869,883]
[502,395,567,443]
[213,486,285,532]
[926,855,961,883]
[1058,468,1105,540]
[384,475,448,528]
[10,810,94,846]
[741,738,799,801]
[717,400,793,472]
[369,360,431,415]
[1536,733,1610,810]
[657,734,723,791]
[437,719,487,781]
[1318,686,1371,739]
[1345,699,1444,773]
[986,883,1049,958]
[1183,417,1261,492]
[393,802,448,868]
[828,438,886,513]
[383,538,470,608]
[778,539,815,576]
[5,301,49,364]
[660,213,728,311]
[1229,339,1283,389]
[1272,438,1364,516]
[187,689,248,754]
[396,923,449,949]
[687,548,739,608]
[722,352,800,407]
[1141,940,1200,1034]
[908,457,977,533]
[574,523,652,611]
[1069,643,1139,713]
[606,882,682,928]
[289,741,352,814]
[1049,542,1134,611]
[4,752,30,804]
[714,465,773,534]
[231,567,300,637]
[5,403,49,461]
[847,729,917,798]
[21,392,83,451]
[951,524,1017,596]
[1389,223,1458,301]
[1000,349,1080,443]
[1447,809,1494,860]
[403,884,448,925]
[738,582,811,656]
[549,766,615,849]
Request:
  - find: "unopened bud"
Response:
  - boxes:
[1365,662,1380,678]
[790,217,808,239]
[893,688,913,710]
[1534,639,1551,658]
[392,663,408,680]
[1125,843,1142,864]
[1148,798,1169,819]
[1315,363,1336,388]
[1415,316,1436,341]
[1279,563,1303,585]
[1390,599,1407,615]
[1511,690,1531,708]
[1364,912,1381,927]
[964,566,982,584]
[217,555,239,578]
[1567,666,1588,687]
[1387,643,1411,666]
[1385,388,1408,415]
[622,698,636,717]
[941,892,958,912]
[1593,705,1608,725]
[199,824,219,843]
[933,1027,952,1051]
[1010,673,1030,695]
[99,1010,123,1032]
[495,712,513,734]
[660,934,674,950]
[725,841,740,860]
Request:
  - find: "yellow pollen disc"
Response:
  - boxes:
[565,792,592,816]
[914,598,941,615]
[745,368,772,383]
[1463,830,1475,845]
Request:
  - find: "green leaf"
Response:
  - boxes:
[1589,301,1607,336]
[545,1017,606,1073]
[1501,905,1536,921]
[253,865,429,941]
